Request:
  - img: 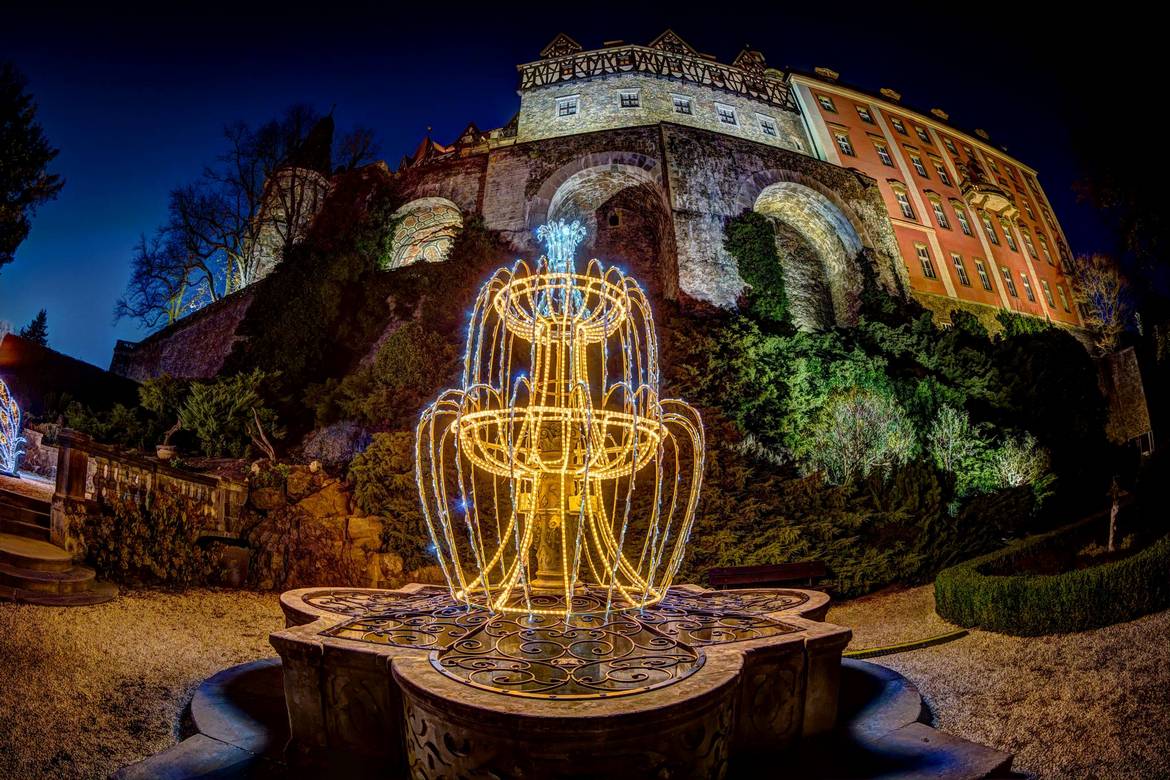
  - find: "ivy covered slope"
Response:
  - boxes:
[665,213,1112,595]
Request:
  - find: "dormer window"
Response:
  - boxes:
[619,90,640,109]
[672,94,693,115]
[556,96,579,117]
[716,103,738,125]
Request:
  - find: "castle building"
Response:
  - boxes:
[111,30,1082,380]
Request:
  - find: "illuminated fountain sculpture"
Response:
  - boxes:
[415,220,704,618]
[0,377,24,477]
[270,226,853,778]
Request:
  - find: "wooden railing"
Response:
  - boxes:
[50,429,247,549]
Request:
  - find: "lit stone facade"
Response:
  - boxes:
[516,75,807,155]
[111,30,1081,380]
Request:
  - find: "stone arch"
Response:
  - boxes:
[385,197,463,270]
[735,170,869,330]
[529,153,678,298]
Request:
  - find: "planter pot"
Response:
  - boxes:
[250,486,287,511]
[156,444,178,461]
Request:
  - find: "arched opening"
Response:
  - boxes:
[384,197,463,270]
[537,158,677,300]
[752,181,865,331]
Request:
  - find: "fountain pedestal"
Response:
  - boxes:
[270,583,850,779]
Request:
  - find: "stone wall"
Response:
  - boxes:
[110,286,256,381]
[517,72,808,156]
[113,121,904,378]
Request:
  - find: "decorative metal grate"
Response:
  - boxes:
[432,606,703,699]
[305,587,450,617]
[318,586,807,699]
[660,588,810,615]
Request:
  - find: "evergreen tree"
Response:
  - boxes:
[18,308,47,345]
[1,62,63,272]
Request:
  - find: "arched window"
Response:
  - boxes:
[384,198,463,270]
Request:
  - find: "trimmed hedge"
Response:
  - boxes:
[935,524,1170,635]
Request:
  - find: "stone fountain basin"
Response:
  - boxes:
[270,584,848,779]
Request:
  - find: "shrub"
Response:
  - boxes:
[179,369,281,457]
[80,490,211,586]
[935,523,1170,635]
[808,389,916,485]
[348,431,431,571]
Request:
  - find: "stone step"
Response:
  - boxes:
[0,532,72,572]
[0,516,51,542]
[0,489,52,522]
[0,580,117,606]
[0,559,97,594]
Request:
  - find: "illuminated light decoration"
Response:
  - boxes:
[0,377,25,476]
[416,220,705,618]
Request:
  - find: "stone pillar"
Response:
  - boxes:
[50,430,91,555]
[801,620,853,737]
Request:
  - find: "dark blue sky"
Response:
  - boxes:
[0,3,1130,367]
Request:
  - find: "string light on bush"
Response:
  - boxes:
[416,221,705,618]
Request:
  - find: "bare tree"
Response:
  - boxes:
[117,106,379,328]
[1072,253,1130,354]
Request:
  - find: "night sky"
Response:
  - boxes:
[0,3,1144,367]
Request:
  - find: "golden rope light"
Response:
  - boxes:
[416,221,704,618]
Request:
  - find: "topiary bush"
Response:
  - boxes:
[935,523,1170,635]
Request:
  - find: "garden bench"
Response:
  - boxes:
[707,561,828,590]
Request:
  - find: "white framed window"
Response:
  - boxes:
[856,105,874,124]
[1020,272,1036,302]
[556,95,579,117]
[757,114,778,137]
[974,258,993,290]
[915,126,931,143]
[1038,233,1053,265]
[953,204,972,236]
[916,244,937,279]
[894,188,914,219]
[1043,209,1056,229]
[943,137,958,154]
[672,94,693,115]
[1001,266,1018,297]
[910,154,929,178]
[982,213,999,245]
[716,103,738,125]
[834,131,855,156]
[1041,279,1055,307]
[1002,219,1018,251]
[987,157,1000,174]
[1022,199,1036,220]
[963,143,975,158]
[817,94,837,112]
[619,90,640,109]
[933,160,951,186]
[874,142,893,166]
[890,116,908,134]
[1057,284,1071,312]
[931,199,950,229]
[952,253,971,286]
[1021,229,1038,259]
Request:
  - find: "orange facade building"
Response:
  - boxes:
[790,70,1082,327]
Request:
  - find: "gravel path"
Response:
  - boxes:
[832,584,1170,779]
[2,583,1165,779]
[0,588,283,780]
